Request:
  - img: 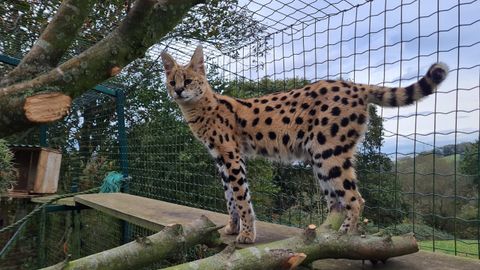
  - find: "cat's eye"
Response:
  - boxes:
[169,80,175,86]
[184,79,192,86]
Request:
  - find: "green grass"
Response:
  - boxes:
[419,240,479,259]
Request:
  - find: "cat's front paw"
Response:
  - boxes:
[236,231,256,244]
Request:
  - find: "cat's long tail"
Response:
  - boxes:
[365,63,448,107]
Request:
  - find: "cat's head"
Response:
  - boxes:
[161,45,208,104]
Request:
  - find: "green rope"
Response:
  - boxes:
[100,172,125,193]
[0,187,100,235]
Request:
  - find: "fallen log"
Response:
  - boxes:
[40,215,223,270]
[162,210,418,270]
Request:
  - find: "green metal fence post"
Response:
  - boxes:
[39,125,48,147]
[116,88,129,185]
[38,208,46,267]
[115,88,130,243]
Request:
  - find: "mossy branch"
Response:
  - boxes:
[40,216,222,270]
[0,0,204,138]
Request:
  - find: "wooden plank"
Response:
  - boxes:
[31,195,76,206]
[312,250,480,270]
[74,193,302,245]
[1,191,42,199]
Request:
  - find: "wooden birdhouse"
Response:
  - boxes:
[9,145,62,195]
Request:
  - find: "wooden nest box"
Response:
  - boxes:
[9,144,62,194]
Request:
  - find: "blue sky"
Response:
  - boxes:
[160,0,480,157]
[213,0,480,156]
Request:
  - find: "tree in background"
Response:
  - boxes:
[0,139,16,193]
[356,105,407,226]
[460,140,479,186]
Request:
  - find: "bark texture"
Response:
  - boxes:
[162,210,418,270]
[40,216,223,270]
[0,0,95,87]
[0,0,203,137]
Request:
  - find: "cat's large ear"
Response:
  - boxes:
[188,45,205,76]
[161,51,177,77]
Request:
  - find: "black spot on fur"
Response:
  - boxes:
[328,166,342,178]
[265,117,272,125]
[295,117,303,124]
[358,114,366,124]
[343,159,352,169]
[253,108,260,114]
[317,132,326,144]
[282,134,290,145]
[265,106,274,112]
[321,104,329,112]
[237,178,245,186]
[321,117,329,126]
[320,88,328,95]
[252,118,259,127]
[334,145,343,156]
[219,99,234,113]
[268,131,277,140]
[343,179,353,190]
[236,99,252,108]
[330,123,339,137]
[322,149,333,159]
[341,117,349,127]
[349,113,357,121]
[256,132,263,140]
[297,130,305,139]
[331,107,341,116]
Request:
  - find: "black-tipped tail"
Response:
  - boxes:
[367,63,448,107]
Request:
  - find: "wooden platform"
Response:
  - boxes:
[31,194,76,206]
[31,192,480,269]
[74,193,301,245]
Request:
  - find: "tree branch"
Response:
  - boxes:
[40,216,223,270]
[0,0,95,87]
[0,0,204,137]
[162,210,419,270]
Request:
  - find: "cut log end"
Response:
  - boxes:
[286,253,307,269]
[303,224,317,242]
[24,93,72,123]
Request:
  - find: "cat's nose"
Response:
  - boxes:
[175,87,185,96]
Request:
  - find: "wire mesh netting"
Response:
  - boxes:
[0,0,479,268]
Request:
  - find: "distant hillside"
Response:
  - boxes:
[420,142,476,157]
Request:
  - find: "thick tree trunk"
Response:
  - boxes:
[40,216,223,270]
[0,0,95,87]
[0,0,203,138]
[162,211,419,270]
